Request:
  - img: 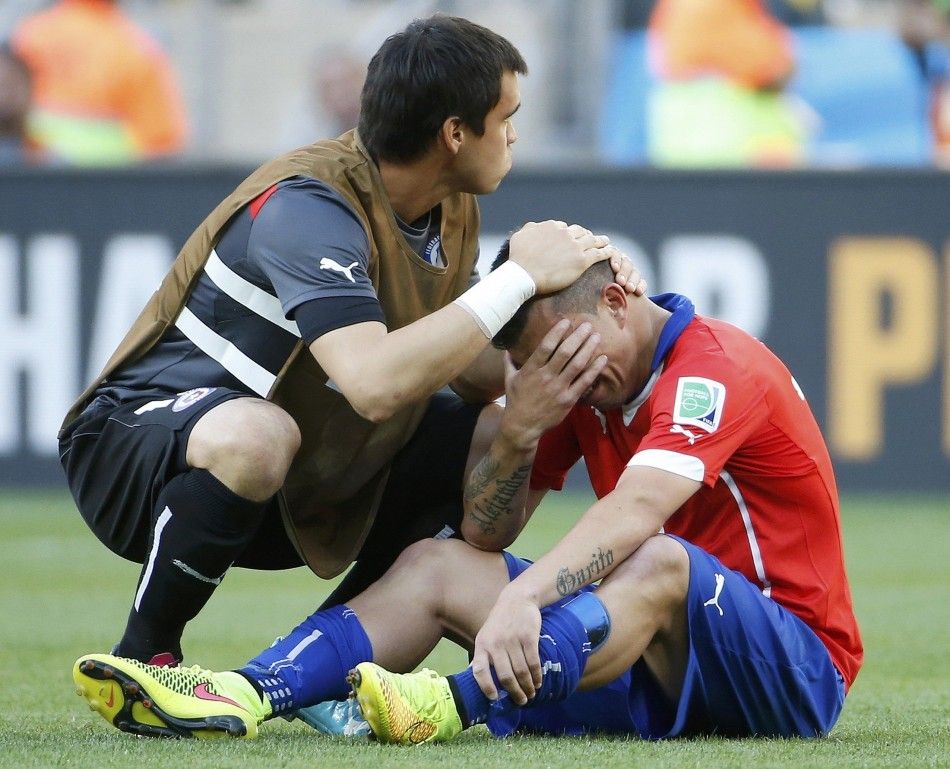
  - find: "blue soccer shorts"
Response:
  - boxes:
[487,535,846,739]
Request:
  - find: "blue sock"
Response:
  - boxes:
[448,602,592,727]
[239,605,373,716]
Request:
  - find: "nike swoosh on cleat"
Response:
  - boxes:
[104,686,115,708]
[193,684,242,708]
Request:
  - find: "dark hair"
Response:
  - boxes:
[358,15,526,163]
[490,237,614,350]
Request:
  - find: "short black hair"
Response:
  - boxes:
[358,15,527,163]
[490,237,613,350]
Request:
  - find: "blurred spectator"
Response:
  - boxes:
[766,0,825,26]
[0,44,45,165]
[277,45,366,152]
[617,0,655,29]
[899,0,950,164]
[11,0,187,165]
[646,0,805,166]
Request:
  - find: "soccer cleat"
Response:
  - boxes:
[72,654,271,739]
[291,697,372,737]
[347,662,463,744]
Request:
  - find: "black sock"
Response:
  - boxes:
[115,468,268,661]
[234,670,266,702]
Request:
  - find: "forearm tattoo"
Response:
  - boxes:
[555,547,615,596]
[464,454,531,535]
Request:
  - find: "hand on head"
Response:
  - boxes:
[507,220,646,296]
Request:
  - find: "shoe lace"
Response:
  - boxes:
[402,669,449,721]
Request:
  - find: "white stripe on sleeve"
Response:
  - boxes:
[626,449,705,482]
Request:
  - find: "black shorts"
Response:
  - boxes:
[58,387,279,565]
[59,387,483,576]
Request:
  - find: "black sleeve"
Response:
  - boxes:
[292,294,387,344]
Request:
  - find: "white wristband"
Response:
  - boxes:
[453,261,537,338]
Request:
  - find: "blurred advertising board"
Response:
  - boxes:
[0,167,947,489]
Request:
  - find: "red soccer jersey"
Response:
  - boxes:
[531,315,863,688]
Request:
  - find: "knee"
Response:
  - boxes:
[193,401,300,496]
[607,535,690,613]
[386,538,470,604]
[389,538,458,580]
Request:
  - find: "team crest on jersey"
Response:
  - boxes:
[173,387,217,412]
[672,377,725,432]
[423,235,442,266]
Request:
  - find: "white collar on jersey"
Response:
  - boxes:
[621,362,665,426]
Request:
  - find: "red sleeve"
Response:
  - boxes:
[631,355,767,486]
[530,412,582,491]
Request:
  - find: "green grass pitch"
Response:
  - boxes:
[0,488,947,768]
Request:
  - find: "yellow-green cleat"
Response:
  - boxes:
[72,653,271,739]
[348,662,463,744]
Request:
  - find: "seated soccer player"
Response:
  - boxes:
[72,253,862,742]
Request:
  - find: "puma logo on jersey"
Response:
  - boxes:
[319,257,358,282]
[703,573,726,616]
[670,424,701,445]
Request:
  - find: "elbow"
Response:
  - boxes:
[343,379,407,424]
[461,519,516,552]
[348,395,398,424]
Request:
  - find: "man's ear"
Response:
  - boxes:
[603,282,629,326]
[440,117,464,155]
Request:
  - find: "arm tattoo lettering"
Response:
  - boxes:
[464,454,499,503]
[555,547,615,596]
[464,455,531,535]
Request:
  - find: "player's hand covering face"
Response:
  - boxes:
[503,319,606,447]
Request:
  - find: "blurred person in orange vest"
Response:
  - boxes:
[11,0,187,165]
[0,44,47,166]
[646,0,805,166]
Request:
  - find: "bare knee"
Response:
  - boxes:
[187,399,301,500]
[387,538,464,591]
[384,538,508,633]
[602,535,689,628]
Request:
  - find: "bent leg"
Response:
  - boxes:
[186,397,300,501]
[627,536,846,738]
[120,393,300,660]
[349,538,510,671]
[241,538,510,714]
[482,535,689,738]
[499,536,845,739]
[581,534,690,699]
